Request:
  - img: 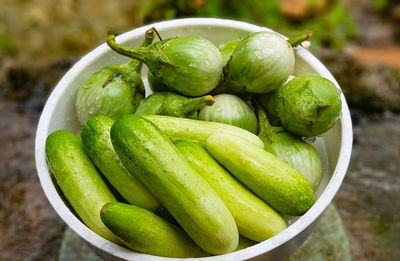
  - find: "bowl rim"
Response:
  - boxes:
[35,17,353,260]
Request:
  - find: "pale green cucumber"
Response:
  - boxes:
[237,236,257,251]
[45,130,119,243]
[110,115,239,255]
[206,133,316,216]
[143,115,264,148]
[174,139,286,241]
[100,202,208,258]
[81,115,160,211]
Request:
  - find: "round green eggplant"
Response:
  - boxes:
[225,31,295,94]
[75,28,156,124]
[107,34,223,97]
[198,94,258,134]
[274,74,342,137]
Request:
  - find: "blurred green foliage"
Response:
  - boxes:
[140,0,357,49]
[0,34,18,56]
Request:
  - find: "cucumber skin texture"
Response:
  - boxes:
[81,116,160,211]
[206,133,316,216]
[45,130,119,243]
[143,115,264,148]
[110,115,239,255]
[175,140,287,242]
[100,202,208,258]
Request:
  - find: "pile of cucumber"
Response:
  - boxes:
[45,27,342,258]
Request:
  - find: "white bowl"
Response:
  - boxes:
[35,18,352,260]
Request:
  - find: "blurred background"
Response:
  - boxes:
[0,0,399,260]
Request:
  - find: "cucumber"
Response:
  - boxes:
[206,133,316,216]
[110,115,239,255]
[143,115,264,148]
[81,116,160,211]
[236,236,257,251]
[100,202,208,258]
[174,140,286,241]
[45,130,119,243]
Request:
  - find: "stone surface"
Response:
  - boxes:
[286,204,351,261]
[315,48,400,112]
[0,59,73,261]
[334,111,400,260]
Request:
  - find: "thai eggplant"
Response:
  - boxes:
[256,103,322,190]
[264,74,342,137]
[135,92,214,119]
[147,72,170,92]
[107,34,223,97]
[222,32,311,94]
[198,94,258,134]
[75,28,155,124]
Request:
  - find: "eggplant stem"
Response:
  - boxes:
[144,28,156,44]
[125,28,156,72]
[287,32,313,47]
[152,27,163,41]
[183,95,215,114]
[107,35,151,62]
[255,103,271,132]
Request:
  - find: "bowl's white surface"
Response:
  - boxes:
[35,18,352,261]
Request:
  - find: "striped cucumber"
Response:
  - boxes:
[143,115,264,148]
[81,115,160,211]
[110,115,239,254]
[174,139,286,241]
[206,133,316,216]
[45,130,119,243]
[100,202,208,257]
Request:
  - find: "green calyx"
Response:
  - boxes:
[135,92,215,119]
[287,32,313,47]
[219,38,242,67]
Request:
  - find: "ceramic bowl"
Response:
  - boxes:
[35,18,352,260]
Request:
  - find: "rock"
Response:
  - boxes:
[314,48,400,112]
[0,102,65,260]
[286,205,351,261]
[0,58,75,260]
[59,229,102,261]
[334,111,400,260]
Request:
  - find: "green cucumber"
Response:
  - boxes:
[100,202,208,258]
[236,236,257,251]
[81,116,160,211]
[206,133,316,216]
[110,115,239,255]
[174,140,286,241]
[45,130,119,243]
[143,115,264,148]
